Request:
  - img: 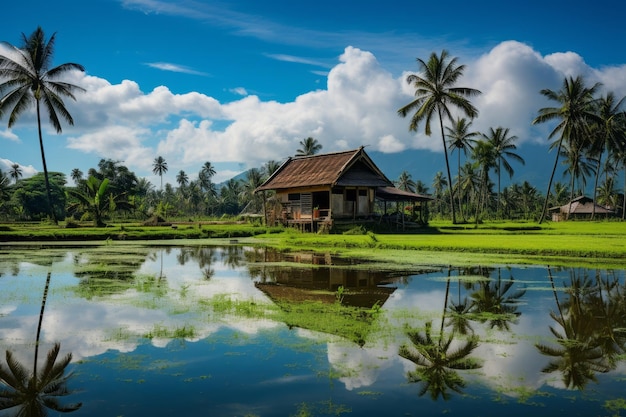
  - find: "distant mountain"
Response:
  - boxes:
[368,142,556,194]
[223,143,559,195]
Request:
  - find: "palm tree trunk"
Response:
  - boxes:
[34,271,52,379]
[497,159,501,220]
[539,138,563,224]
[623,167,626,221]
[457,151,464,222]
[36,100,58,225]
[438,109,457,224]
[567,167,576,219]
[591,150,604,220]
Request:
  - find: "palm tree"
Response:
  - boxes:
[70,168,83,186]
[200,161,216,180]
[458,162,480,221]
[431,171,448,218]
[551,181,569,208]
[596,175,617,211]
[8,164,22,184]
[0,27,85,224]
[560,140,596,218]
[446,117,479,219]
[398,50,481,224]
[482,127,525,218]
[589,93,626,219]
[296,137,322,156]
[471,140,496,225]
[152,156,168,191]
[240,168,264,214]
[263,160,281,179]
[0,170,10,204]
[176,170,189,189]
[396,171,416,192]
[532,76,601,223]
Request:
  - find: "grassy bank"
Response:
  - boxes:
[1,220,625,268]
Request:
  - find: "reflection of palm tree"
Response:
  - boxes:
[588,270,626,364]
[470,268,525,331]
[400,276,481,400]
[0,272,82,414]
[202,267,215,281]
[221,246,244,269]
[535,267,611,390]
[399,321,480,400]
[446,271,475,335]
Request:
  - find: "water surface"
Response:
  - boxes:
[0,245,624,416]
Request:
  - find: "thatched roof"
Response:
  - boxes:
[255,147,393,192]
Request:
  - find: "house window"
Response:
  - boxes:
[288,193,301,201]
[346,189,356,201]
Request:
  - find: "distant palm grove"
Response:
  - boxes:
[0,30,625,226]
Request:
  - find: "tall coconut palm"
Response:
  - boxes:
[431,171,448,218]
[152,156,168,191]
[263,160,281,179]
[532,76,601,223]
[296,137,322,156]
[589,93,626,219]
[446,117,479,219]
[471,140,496,225]
[8,163,22,184]
[0,27,85,224]
[70,168,83,185]
[482,127,525,218]
[176,170,189,189]
[396,171,416,192]
[200,161,216,180]
[458,162,480,221]
[0,170,9,203]
[398,50,481,224]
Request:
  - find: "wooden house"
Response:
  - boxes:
[255,147,431,230]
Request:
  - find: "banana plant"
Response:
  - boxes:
[67,175,133,226]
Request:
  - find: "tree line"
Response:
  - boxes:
[398,50,626,223]
[0,137,323,225]
[1,28,624,226]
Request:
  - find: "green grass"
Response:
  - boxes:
[2,219,626,268]
[252,220,626,268]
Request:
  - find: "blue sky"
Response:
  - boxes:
[2,0,626,188]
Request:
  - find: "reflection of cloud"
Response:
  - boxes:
[471,314,553,395]
[328,341,396,390]
[0,247,283,362]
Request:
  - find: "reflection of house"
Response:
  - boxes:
[255,147,431,231]
[550,195,615,221]
[250,249,409,308]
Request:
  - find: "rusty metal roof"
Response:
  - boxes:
[256,147,393,191]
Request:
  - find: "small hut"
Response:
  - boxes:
[549,195,615,221]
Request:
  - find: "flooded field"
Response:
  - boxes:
[0,244,625,416]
